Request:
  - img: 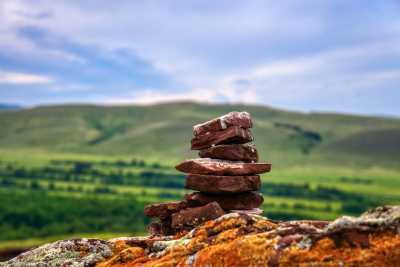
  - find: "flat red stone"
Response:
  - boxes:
[199,144,259,162]
[193,111,252,136]
[185,174,261,194]
[191,126,253,150]
[175,158,271,175]
[171,202,225,228]
[185,191,264,210]
[144,201,188,219]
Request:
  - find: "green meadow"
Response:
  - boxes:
[0,102,399,256]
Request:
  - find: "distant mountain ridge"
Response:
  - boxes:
[0,102,399,168]
[0,103,21,110]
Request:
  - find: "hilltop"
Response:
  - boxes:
[0,102,399,168]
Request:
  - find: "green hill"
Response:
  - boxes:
[0,102,399,248]
[0,102,399,168]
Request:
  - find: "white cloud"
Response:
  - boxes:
[0,0,327,81]
[0,71,53,84]
[93,85,260,106]
[0,0,86,64]
[97,88,218,105]
[94,39,400,108]
[252,60,320,78]
[213,40,400,105]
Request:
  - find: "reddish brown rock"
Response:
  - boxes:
[175,158,271,175]
[171,202,225,228]
[185,191,264,210]
[193,111,252,136]
[144,201,188,219]
[199,143,259,162]
[147,222,162,235]
[185,174,261,193]
[147,218,176,236]
[191,126,253,150]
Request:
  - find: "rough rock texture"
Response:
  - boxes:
[193,111,252,136]
[176,158,271,175]
[199,143,259,162]
[185,191,264,210]
[171,202,225,229]
[144,201,188,219]
[1,238,113,267]
[3,205,400,267]
[148,219,175,236]
[191,126,253,150]
[185,174,261,193]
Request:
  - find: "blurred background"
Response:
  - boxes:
[0,0,399,260]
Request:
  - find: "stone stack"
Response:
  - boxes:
[144,111,271,235]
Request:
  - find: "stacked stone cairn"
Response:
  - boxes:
[144,111,271,235]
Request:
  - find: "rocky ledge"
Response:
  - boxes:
[2,205,400,267]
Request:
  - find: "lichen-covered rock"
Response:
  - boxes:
[3,206,400,267]
[1,238,113,267]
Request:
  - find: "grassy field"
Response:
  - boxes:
[0,102,399,258]
[0,149,399,246]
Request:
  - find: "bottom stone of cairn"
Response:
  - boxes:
[148,219,175,236]
[185,191,263,210]
[171,202,225,229]
[144,201,188,220]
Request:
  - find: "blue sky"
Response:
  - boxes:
[0,0,399,116]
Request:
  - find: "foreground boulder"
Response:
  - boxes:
[3,205,400,267]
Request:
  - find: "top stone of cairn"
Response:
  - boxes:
[193,111,252,136]
[191,126,253,150]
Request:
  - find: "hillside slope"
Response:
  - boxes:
[0,102,399,167]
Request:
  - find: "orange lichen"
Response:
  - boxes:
[280,231,400,267]
[192,233,278,267]
[97,208,400,267]
[99,231,400,267]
